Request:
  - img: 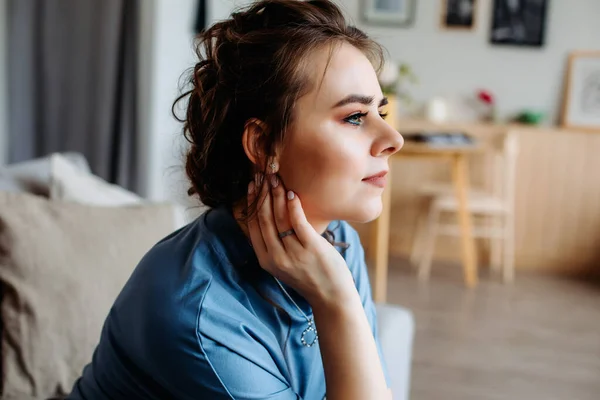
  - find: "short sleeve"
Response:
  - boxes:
[342,223,392,388]
[198,330,300,399]
[195,282,302,400]
[120,278,303,400]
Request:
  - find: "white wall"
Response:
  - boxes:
[0,0,8,165]
[138,0,196,202]
[338,0,600,124]
[138,0,252,202]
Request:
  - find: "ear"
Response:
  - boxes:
[242,118,274,171]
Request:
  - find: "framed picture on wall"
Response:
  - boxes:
[490,0,549,47]
[561,52,600,132]
[362,0,416,27]
[441,0,478,30]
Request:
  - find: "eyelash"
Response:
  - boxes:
[344,111,389,126]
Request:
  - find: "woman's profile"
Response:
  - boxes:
[69,0,403,398]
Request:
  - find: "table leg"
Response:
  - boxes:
[451,154,478,287]
[371,168,392,303]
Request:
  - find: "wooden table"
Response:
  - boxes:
[370,141,482,303]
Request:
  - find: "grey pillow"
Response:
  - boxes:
[0,192,176,398]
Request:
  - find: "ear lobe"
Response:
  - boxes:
[242,118,268,167]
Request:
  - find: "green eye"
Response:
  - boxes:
[344,112,368,126]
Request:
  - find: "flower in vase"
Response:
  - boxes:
[476,89,497,122]
[477,89,495,106]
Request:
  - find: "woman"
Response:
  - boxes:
[69,0,403,399]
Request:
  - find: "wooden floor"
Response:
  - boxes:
[383,258,600,400]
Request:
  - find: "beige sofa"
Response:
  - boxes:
[0,154,414,400]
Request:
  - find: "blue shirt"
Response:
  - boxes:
[69,206,389,399]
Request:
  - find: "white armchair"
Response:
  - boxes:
[376,303,415,400]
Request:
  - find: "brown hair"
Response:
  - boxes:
[173,0,384,215]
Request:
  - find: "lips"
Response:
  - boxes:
[362,171,388,188]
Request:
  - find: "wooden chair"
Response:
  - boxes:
[410,131,520,283]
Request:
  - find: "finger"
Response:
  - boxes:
[286,190,318,246]
[246,180,267,258]
[256,174,286,255]
[270,174,303,250]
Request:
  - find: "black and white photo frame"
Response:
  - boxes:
[490,0,549,47]
[441,0,478,30]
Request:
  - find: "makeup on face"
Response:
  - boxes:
[362,170,388,188]
[332,95,390,127]
[277,43,401,225]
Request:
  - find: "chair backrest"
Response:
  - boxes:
[490,131,520,213]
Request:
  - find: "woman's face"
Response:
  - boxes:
[278,43,404,229]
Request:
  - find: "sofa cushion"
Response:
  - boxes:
[0,191,176,398]
[49,153,141,206]
[48,153,210,231]
[47,153,197,231]
[2,153,92,197]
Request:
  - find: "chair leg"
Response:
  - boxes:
[410,200,429,267]
[410,215,424,267]
[490,215,502,273]
[502,213,515,283]
[417,207,440,281]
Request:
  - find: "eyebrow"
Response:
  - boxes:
[333,94,388,108]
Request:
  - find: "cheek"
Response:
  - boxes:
[280,125,366,202]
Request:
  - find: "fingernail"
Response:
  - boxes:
[287,191,295,200]
[256,173,263,185]
[248,181,255,194]
[270,175,279,188]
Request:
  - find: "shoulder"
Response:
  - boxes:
[110,217,218,330]
[135,224,288,397]
[90,210,291,397]
[108,213,246,349]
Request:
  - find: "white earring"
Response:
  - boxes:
[270,162,277,172]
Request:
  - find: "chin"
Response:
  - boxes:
[312,193,383,224]
[345,197,383,223]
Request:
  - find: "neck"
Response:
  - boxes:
[231,203,331,239]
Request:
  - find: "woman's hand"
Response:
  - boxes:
[246,173,356,308]
[247,173,390,400]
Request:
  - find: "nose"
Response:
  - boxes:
[371,119,404,157]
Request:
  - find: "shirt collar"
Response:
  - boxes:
[203,205,256,270]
